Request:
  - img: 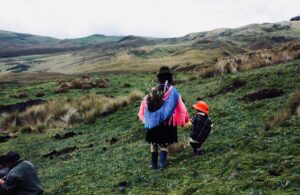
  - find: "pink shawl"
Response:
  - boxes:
[138,86,189,127]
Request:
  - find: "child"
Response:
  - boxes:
[189,101,213,156]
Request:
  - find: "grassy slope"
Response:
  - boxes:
[0,30,60,46]
[1,21,300,74]
[59,34,124,46]
[0,60,300,194]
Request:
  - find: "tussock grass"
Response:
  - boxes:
[289,90,300,114]
[197,66,215,78]
[168,140,188,154]
[1,90,144,133]
[9,92,29,99]
[264,89,300,131]
[55,76,109,93]
[54,83,70,93]
[264,110,291,131]
[214,42,300,75]
[35,91,45,97]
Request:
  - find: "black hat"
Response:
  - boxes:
[5,152,20,164]
[0,155,7,165]
[157,66,173,77]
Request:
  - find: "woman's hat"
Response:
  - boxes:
[5,152,21,164]
[192,101,209,115]
[157,66,173,77]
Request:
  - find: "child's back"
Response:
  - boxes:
[190,112,212,144]
[190,101,213,155]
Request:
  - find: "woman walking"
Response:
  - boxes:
[138,66,189,170]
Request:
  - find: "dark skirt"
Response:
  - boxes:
[146,122,177,146]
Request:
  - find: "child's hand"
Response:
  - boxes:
[186,121,192,126]
[0,179,5,185]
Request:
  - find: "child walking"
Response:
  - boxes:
[189,101,213,155]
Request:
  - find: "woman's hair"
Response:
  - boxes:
[157,74,173,85]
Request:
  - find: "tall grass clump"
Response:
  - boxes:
[1,90,144,133]
[214,42,300,75]
[288,90,300,114]
[264,90,300,130]
[264,111,291,131]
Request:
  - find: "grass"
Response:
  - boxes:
[1,91,143,133]
[0,59,300,194]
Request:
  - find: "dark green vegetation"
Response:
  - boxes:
[0,59,299,193]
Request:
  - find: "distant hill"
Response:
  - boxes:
[0,31,128,57]
[0,20,300,74]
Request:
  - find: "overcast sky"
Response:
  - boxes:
[0,0,299,39]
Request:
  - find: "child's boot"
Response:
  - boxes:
[190,142,201,155]
[159,150,168,170]
[196,148,203,156]
[151,152,158,170]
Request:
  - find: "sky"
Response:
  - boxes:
[0,0,299,39]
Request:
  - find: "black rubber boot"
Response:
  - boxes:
[159,150,168,170]
[190,142,201,155]
[151,152,158,170]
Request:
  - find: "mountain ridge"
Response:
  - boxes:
[0,20,300,74]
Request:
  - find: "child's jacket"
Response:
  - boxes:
[190,112,212,144]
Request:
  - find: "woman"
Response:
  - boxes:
[138,66,189,170]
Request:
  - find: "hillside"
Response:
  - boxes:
[0,20,300,74]
[0,31,127,58]
[0,58,299,193]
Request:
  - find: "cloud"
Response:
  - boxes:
[0,0,298,38]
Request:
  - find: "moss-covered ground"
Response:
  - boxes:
[0,60,300,194]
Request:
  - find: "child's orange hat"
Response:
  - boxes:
[192,101,209,115]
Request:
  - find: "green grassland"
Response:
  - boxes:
[0,59,299,194]
[1,21,300,74]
